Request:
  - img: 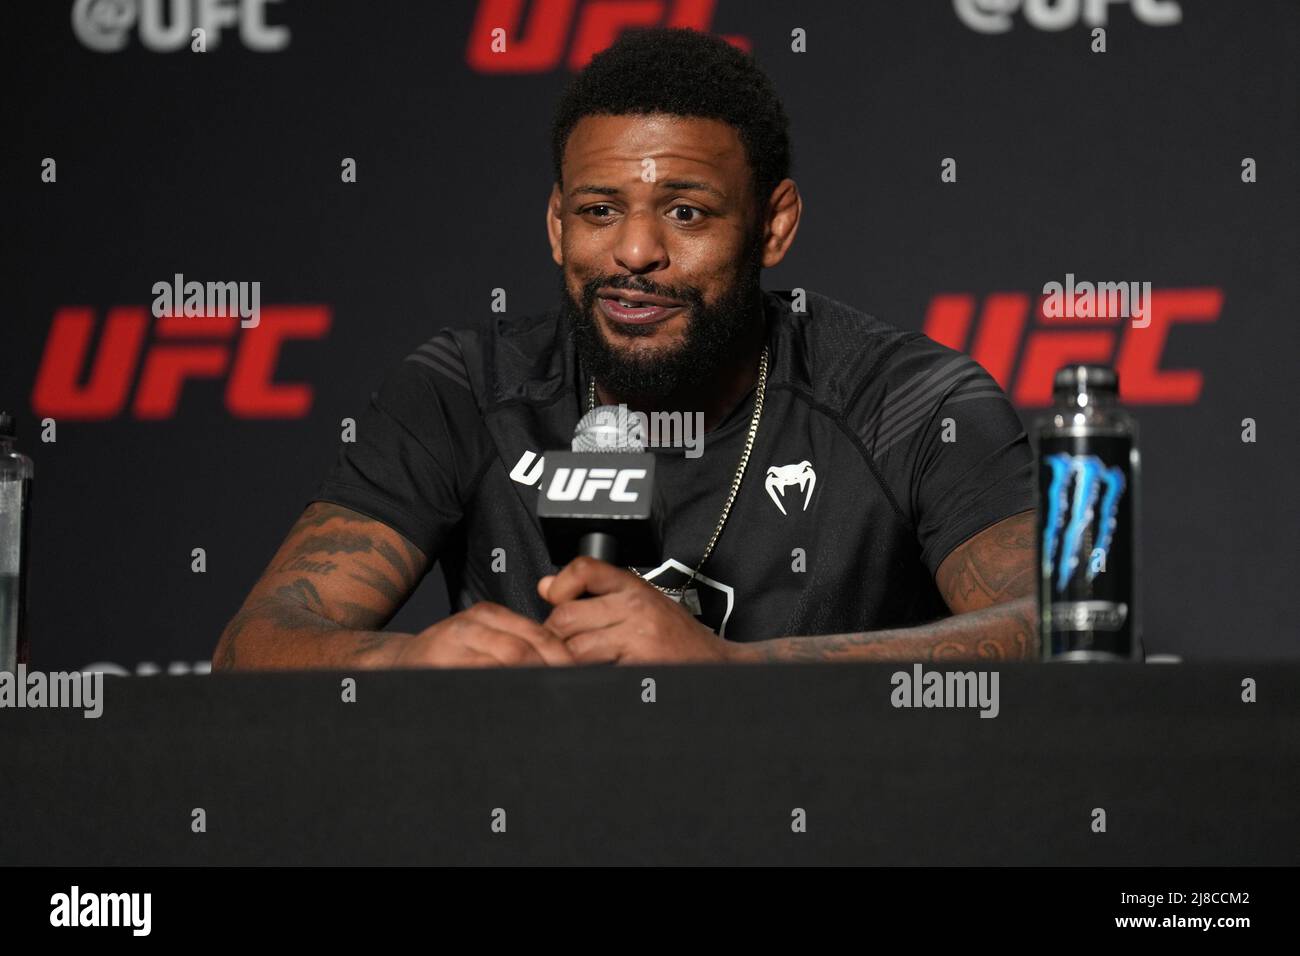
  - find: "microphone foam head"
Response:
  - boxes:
[572,404,646,452]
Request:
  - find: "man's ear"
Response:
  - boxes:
[759,178,802,269]
[546,183,564,266]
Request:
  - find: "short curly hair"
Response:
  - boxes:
[551,28,791,205]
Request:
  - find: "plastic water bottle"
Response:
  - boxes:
[0,412,34,671]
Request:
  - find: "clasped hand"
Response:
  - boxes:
[382,556,734,667]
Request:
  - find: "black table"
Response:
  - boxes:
[1,662,1295,865]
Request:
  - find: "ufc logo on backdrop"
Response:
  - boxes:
[71,0,290,53]
[466,0,749,73]
[923,288,1222,406]
[32,306,330,420]
[544,467,647,503]
[953,0,1182,34]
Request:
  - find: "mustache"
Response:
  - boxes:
[580,274,704,307]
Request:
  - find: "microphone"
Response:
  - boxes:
[537,404,661,567]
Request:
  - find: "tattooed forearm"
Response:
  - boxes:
[735,511,1040,664]
[274,578,328,616]
[353,632,394,658]
[935,510,1036,613]
[211,502,432,670]
[271,503,427,622]
[213,586,403,671]
[742,596,1038,663]
[347,563,405,605]
[277,556,339,575]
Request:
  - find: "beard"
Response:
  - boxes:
[560,236,764,403]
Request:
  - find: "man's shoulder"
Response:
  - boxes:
[769,290,1013,455]
[407,309,570,408]
[772,289,992,408]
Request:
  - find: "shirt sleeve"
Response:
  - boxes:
[310,338,482,559]
[866,339,1036,577]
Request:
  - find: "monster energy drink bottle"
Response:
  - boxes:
[0,412,34,672]
[1036,366,1142,662]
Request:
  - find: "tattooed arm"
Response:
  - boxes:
[213,501,576,670]
[735,510,1039,663]
[211,502,429,670]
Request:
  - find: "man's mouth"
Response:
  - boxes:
[596,287,685,325]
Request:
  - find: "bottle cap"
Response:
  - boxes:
[0,412,14,439]
[1053,365,1118,400]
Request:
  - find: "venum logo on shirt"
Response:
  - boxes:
[765,460,817,515]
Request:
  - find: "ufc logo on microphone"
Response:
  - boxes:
[545,467,646,502]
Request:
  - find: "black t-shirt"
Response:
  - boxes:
[312,290,1034,642]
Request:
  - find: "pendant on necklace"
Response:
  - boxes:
[665,587,703,615]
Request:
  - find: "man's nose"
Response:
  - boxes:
[611,210,668,274]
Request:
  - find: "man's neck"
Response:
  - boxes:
[594,319,767,434]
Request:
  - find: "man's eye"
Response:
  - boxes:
[580,204,704,222]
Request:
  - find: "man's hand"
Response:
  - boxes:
[368,602,577,668]
[537,556,735,664]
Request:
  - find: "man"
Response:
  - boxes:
[213,28,1037,670]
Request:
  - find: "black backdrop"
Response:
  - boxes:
[4,0,1297,672]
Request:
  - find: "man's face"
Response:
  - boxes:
[550,113,765,401]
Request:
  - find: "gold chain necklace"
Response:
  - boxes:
[585,345,769,598]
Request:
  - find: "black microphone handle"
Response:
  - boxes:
[576,531,618,564]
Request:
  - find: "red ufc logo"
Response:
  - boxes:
[32,306,331,420]
[466,0,749,73]
[924,288,1222,407]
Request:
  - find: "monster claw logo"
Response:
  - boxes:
[1042,453,1126,593]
